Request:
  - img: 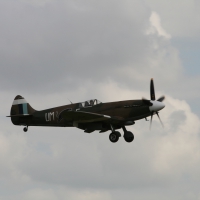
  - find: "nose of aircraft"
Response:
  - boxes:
[149,101,165,112]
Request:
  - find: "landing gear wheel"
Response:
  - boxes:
[109,132,119,143]
[124,131,134,143]
[23,127,28,132]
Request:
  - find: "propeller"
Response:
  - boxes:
[157,96,165,102]
[142,78,165,129]
[150,78,156,100]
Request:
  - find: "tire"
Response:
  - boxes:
[124,131,134,143]
[109,132,119,143]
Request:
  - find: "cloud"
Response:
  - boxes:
[147,11,171,39]
[0,0,195,105]
[145,0,200,38]
[0,0,150,93]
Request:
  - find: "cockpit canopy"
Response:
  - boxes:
[79,99,102,108]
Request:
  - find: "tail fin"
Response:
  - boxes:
[10,95,36,116]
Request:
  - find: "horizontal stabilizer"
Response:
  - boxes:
[7,114,32,117]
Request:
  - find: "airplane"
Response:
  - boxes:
[7,79,165,143]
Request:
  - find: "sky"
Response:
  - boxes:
[1,0,200,199]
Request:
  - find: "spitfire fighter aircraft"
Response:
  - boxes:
[8,79,165,143]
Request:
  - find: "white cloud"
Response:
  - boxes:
[145,0,200,38]
[151,96,200,178]
[147,11,171,39]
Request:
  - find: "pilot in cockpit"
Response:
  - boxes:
[90,100,94,106]
[85,101,89,107]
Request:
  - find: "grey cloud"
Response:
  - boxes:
[0,0,152,93]
[0,0,189,106]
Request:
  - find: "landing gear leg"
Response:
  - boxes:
[122,126,134,143]
[23,126,28,132]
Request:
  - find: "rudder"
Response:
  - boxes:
[10,95,36,116]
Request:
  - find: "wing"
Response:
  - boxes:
[59,110,124,123]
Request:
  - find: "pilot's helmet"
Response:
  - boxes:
[90,100,94,106]
[79,103,83,108]
[85,101,89,106]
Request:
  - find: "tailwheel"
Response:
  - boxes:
[109,131,120,143]
[124,131,134,143]
[23,127,28,132]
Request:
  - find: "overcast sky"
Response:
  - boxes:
[1,0,200,199]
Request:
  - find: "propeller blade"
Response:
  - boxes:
[157,96,165,102]
[150,112,153,130]
[156,112,164,128]
[150,78,156,100]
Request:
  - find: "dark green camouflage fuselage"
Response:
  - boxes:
[10,95,151,132]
